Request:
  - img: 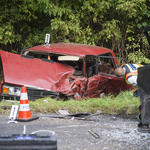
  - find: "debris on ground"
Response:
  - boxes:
[0,106,11,110]
[88,130,100,138]
[38,110,103,120]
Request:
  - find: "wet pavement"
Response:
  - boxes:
[0,114,150,150]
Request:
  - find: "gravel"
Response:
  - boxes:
[0,114,150,150]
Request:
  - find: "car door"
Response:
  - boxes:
[83,54,131,98]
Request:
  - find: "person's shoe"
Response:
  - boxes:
[138,122,150,133]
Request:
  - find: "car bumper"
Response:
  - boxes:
[1,86,59,101]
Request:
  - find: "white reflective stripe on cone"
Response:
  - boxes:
[19,104,30,111]
[20,93,28,100]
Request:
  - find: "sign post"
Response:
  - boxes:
[45,34,50,44]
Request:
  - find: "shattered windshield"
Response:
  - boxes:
[23,50,83,76]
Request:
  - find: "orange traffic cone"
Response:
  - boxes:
[16,86,39,122]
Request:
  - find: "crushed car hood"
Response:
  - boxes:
[0,51,74,92]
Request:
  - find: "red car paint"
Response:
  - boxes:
[0,43,131,100]
[0,50,74,92]
[29,43,115,58]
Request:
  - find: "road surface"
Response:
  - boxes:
[0,114,150,150]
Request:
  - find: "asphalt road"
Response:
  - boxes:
[0,114,150,150]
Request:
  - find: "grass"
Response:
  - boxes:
[0,91,140,115]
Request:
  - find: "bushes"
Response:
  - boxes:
[0,0,150,63]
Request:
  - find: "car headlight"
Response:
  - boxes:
[2,85,21,96]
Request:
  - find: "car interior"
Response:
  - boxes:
[85,53,115,77]
[23,50,84,76]
[97,53,115,75]
[23,50,118,78]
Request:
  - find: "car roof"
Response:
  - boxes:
[29,43,114,58]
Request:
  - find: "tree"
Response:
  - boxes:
[0,0,150,64]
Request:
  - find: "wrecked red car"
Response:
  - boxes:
[0,43,131,101]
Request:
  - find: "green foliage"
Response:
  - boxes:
[99,19,121,42]
[128,50,150,64]
[0,91,141,115]
[29,91,140,115]
[0,0,150,61]
[0,100,18,114]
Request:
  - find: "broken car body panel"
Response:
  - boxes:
[0,50,74,93]
[0,43,131,100]
[69,74,130,98]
